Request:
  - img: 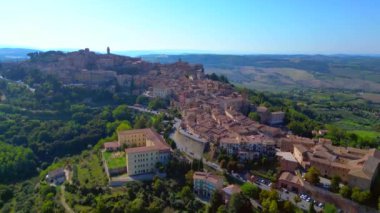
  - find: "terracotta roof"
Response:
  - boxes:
[222,184,241,195]
[276,152,297,162]
[193,172,223,185]
[123,128,171,154]
[104,141,120,149]
[279,172,302,185]
[118,128,150,136]
[294,144,308,153]
[363,156,380,176]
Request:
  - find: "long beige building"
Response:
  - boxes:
[294,140,380,190]
[118,129,171,176]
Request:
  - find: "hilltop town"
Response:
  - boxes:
[1,49,379,212]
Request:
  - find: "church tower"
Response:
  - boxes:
[107,46,110,55]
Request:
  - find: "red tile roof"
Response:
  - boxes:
[104,141,120,149]
[122,128,171,154]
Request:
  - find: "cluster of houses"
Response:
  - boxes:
[276,136,380,191]
[40,51,380,212]
[144,72,285,161]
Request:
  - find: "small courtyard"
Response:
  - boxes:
[103,151,127,170]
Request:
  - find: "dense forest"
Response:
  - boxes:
[0,142,36,182]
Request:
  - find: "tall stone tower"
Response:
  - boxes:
[107,46,110,55]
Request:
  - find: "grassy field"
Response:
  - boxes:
[76,151,108,187]
[103,151,126,169]
[281,89,380,144]
[350,130,380,140]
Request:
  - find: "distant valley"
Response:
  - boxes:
[2,48,380,102]
[142,54,380,94]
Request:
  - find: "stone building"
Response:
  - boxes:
[118,129,171,176]
[193,172,224,199]
[295,140,380,190]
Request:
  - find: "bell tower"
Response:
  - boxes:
[107,46,110,55]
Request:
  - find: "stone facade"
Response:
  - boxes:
[119,129,171,176]
[193,172,223,199]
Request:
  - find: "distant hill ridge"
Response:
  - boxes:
[0,48,39,61]
[2,48,380,92]
[142,54,380,92]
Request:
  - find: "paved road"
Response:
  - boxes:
[127,105,159,115]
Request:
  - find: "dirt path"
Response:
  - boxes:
[60,186,74,213]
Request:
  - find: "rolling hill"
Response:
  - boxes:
[141,54,380,92]
[0,48,38,62]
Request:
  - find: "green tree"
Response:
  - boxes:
[269,200,278,213]
[268,189,279,201]
[0,142,37,183]
[0,185,13,202]
[330,175,341,193]
[192,159,203,171]
[185,170,194,187]
[351,187,371,204]
[148,98,167,110]
[339,185,351,198]
[134,115,148,129]
[228,193,252,213]
[179,186,193,204]
[209,190,224,213]
[41,200,54,213]
[116,121,132,132]
[136,95,149,105]
[216,205,227,213]
[282,200,294,213]
[129,197,145,213]
[323,203,337,213]
[112,105,131,120]
[147,198,163,213]
[241,182,260,199]
[248,112,260,122]
[152,178,164,195]
[304,166,320,185]
[293,195,301,203]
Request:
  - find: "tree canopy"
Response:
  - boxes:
[0,142,37,183]
[304,166,320,185]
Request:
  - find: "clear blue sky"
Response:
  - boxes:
[1,0,379,54]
